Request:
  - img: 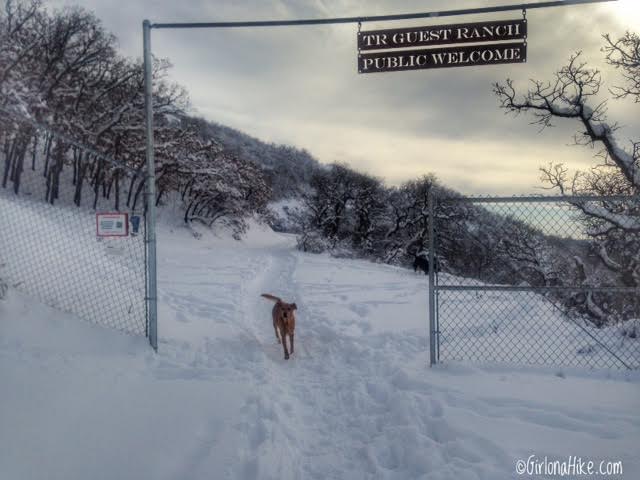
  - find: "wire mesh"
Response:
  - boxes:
[433,195,640,370]
[0,111,148,336]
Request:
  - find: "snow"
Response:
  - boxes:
[1,215,639,479]
[267,197,303,233]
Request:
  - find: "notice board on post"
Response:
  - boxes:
[96,212,129,237]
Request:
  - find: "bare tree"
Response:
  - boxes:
[494,32,640,324]
[603,31,640,103]
[494,51,638,193]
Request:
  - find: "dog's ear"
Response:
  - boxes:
[291,303,297,310]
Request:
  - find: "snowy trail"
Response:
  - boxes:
[267,252,513,479]
[2,221,639,480]
[232,237,306,478]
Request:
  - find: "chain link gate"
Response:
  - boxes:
[0,108,149,337]
[430,194,640,370]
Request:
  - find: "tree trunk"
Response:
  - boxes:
[9,136,18,182]
[114,170,120,211]
[184,199,195,223]
[2,135,17,188]
[93,159,103,210]
[42,134,52,178]
[126,173,137,208]
[11,136,29,195]
[132,176,146,212]
[53,155,62,202]
[72,148,78,185]
[31,135,38,171]
[45,162,53,202]
[2,150,13,189]
[184,193,201,223]
[49,143,65,204]
[181,179,195,200]
[74,152,87,206]
[46,142,64,204]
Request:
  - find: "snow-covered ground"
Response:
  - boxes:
[1,217,639,479]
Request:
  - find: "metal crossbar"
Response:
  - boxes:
[441,194,639,203]
[151,0,616,29]
[438,285,638,292]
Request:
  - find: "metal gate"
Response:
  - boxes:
[429,194,640,370]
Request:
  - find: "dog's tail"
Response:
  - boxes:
[261,293,282,303]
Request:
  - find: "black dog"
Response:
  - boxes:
[413,256,439,275]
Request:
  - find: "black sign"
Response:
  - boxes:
[358,42,527,74]
[358,19,527,51]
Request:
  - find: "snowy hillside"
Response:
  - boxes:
[1,218,639,480]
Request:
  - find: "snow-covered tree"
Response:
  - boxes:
[1,1,274,236]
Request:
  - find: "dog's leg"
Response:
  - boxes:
[273,313,281,344]
[282,330,290,360]
[274,322,281,344]
[289,333,294,355]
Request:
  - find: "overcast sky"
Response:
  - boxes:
[49,0,639,194]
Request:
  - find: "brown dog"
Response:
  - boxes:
[261,294,297,360]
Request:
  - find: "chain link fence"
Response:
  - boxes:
[0,109,148,336]
[432,195,640,370]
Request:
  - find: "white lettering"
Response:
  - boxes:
[482,26,494,37]
[457,27,470,40]
[513,23,521,36]
[363,33,388,46]
[431,52,446,64]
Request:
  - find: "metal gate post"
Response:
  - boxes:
[143,20,158,351]
[428,189,437,366]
